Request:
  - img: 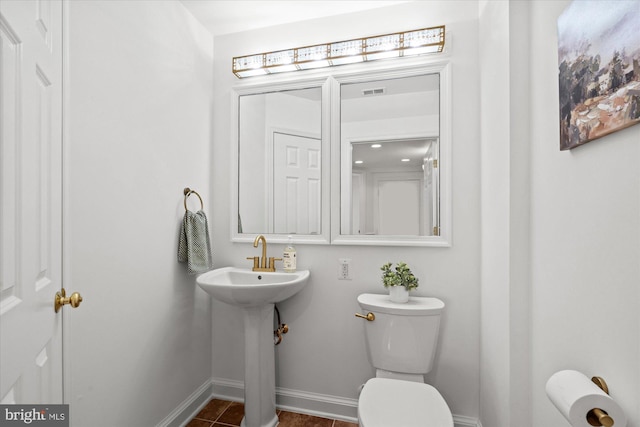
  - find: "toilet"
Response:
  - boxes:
[356,293,453,427]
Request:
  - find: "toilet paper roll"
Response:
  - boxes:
[545,370,627,427]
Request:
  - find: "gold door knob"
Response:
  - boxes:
[54,288,83,313]
[355,312,375,321]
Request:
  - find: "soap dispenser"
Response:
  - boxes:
[283,235,297,273]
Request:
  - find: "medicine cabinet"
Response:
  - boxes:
[231,57,451,246]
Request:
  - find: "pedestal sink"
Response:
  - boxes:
[196,267,310,427]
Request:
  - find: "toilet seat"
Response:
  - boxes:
[358,378,453,427]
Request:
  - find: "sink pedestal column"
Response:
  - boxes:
[240,303,278,427]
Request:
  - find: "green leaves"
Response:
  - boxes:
[380,261,419,290]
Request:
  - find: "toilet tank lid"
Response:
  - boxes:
[357,293,444,315]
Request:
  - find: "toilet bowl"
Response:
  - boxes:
[356,293,453,427]
[358,378,453,427]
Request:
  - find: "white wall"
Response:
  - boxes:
[65,1,214,425]
[211,1,481,422]
[238,94,267,232]
[480,1,640,426]
[479,1,532,426]
[478,1,513,425]
[527,1,640,426]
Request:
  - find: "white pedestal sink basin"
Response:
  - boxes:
[196,267,310,427]
[196,267,309,307]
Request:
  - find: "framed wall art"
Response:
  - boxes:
[557,0,640,150]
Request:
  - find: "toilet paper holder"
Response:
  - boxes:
[588,376,614,427]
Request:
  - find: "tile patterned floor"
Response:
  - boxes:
[187,399,359,427]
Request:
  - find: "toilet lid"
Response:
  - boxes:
[358,378,453,427]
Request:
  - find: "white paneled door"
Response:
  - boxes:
[272,132,321,235]
[0,0,64,404]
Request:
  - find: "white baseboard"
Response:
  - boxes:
[276,385,359,422]
[211,377,481,427]
[156,380,213,427]
[210,377,245,402]
[212,377,358,422]
[454,414,482,427]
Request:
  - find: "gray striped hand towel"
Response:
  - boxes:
[178,210,213,274]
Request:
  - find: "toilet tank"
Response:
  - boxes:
[357,293,444,375]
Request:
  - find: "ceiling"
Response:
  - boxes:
[179,1,412,36]
[352,138,435,171]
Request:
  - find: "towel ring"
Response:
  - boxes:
[183,188,203,211]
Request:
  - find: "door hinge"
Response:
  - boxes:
[433,159,438,168]
[433,226,440,236]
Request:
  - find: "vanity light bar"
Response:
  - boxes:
[232,25,445,78]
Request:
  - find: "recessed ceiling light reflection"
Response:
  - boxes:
[401,158,410,162]
[354,160,364,164]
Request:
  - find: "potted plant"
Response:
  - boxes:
[380,262,419,303]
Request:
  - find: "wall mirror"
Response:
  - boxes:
[231,58,450,246]
[231,78,331,244]
[331,62,451,246]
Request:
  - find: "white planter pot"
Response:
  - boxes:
[389,286,409,303]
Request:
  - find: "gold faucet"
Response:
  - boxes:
[247,235,282,272]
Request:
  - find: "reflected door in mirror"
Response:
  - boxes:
[377,176,422,235]
[273,132,321,234]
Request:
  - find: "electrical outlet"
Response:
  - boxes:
[338,258,352,280]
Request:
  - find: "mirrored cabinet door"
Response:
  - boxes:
[231,59,451,246]
[231,79,331,244]
[340,74,440,237]
[331,61,451,246]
